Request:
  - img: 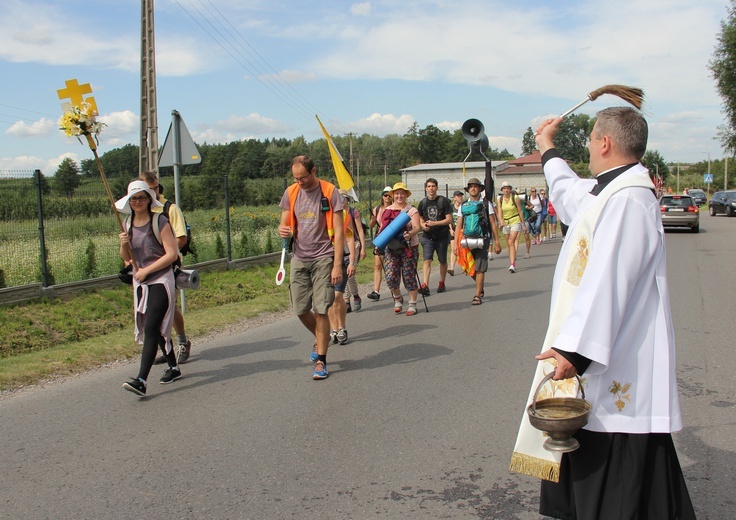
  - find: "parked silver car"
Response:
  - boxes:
[660,195,700,233]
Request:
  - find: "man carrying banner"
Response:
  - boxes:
[510,108,694,519]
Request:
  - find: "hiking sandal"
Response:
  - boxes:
[393,295,404,314]
[406,302,418,316]
[472,296,483,305]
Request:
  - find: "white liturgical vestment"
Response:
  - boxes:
[511,158,683,481]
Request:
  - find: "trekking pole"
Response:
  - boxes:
[415,269,429,313]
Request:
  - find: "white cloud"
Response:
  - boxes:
[99,110,139,135]
[0,152,79,173]
[350,2,372,17]
[4,117,55,138]
[351,113,416,135]
[191,113,291,143]
[269,70,317,84]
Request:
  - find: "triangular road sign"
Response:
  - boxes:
[159,113,201,167]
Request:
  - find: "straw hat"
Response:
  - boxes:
[389,182,412,198]
[501,181,513,189]
[115,180,163,214]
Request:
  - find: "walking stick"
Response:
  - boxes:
[406,244,429,313]
[415,269,429,313]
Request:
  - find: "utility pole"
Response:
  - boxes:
[345,132,354,175]
[140,0,159,176]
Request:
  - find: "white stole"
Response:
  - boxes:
[509,172,655,482]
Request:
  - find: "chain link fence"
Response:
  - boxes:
[0,170,384,290]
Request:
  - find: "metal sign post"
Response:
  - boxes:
[159,110,201,313]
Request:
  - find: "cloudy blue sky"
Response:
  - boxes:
[0,0,729,175]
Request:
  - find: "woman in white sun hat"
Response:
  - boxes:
[115,180,182,397]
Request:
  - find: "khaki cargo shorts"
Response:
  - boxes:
[289,256,335,316]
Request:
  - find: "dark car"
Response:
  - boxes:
[708,190,736,217]
[687,189,707,206]
[659,195,699,233]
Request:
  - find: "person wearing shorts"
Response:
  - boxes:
[328,190,357,346]
[279,155,345,380]
[417,178,453,295]
[496,181,525,273]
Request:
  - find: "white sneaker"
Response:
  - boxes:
[487,252,493,260]
[508,264,516,273]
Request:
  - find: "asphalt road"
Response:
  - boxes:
[1,213,734,519]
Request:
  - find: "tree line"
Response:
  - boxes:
[24,114,730,222]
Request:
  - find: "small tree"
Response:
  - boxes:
[709,0,736,153]
[54,157,81,199]
[83,239,97,279]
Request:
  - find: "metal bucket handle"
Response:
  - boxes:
[531,371,586,414]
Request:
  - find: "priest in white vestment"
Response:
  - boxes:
[512,107,695,519]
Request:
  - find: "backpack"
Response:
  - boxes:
[124,213,181,268]
[461,200,487,238]
[164,200,192,256]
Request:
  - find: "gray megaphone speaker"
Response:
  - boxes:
[461,118,489,158]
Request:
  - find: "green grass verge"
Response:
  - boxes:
[0,260,375,393]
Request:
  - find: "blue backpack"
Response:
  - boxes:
[461,200,486,238]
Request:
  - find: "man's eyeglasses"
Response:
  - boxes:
[130,195,149,202]
[293,171,312,183]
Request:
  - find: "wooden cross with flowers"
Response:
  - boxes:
[57,78,137,268]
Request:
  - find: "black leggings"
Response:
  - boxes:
[136,283,175,381]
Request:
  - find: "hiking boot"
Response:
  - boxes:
[393,295,404,314]
[353,296,362,311]
[345,301,352,313]
[337,328,348,345]
[330,330,338,344]
[367,291,380,301]
[437,281,446,293]
[406,303,418,316]
[123,377,146,396]
[419,284,430,296]
[159,367,182,384]
[313,361,329,380]
[153,354,166,365]
[309,343,319,363]
[177,340,192,364]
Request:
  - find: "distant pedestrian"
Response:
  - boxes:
[342,193,366,313]
[496,181,525,273]
[328,189,357,345]
[455,178,501,304]
[417,178,454,295]
[367,186,393,301]
[448,190,465,275]
[546,199,558,239]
